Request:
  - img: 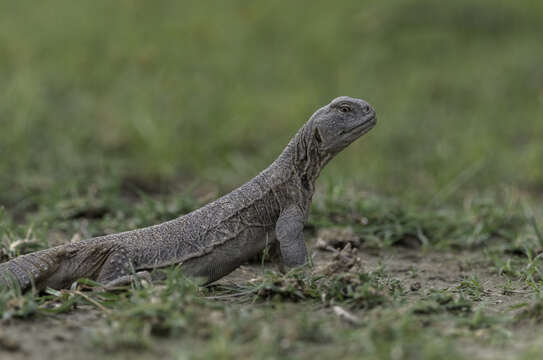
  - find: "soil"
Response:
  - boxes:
[0,239,537,360]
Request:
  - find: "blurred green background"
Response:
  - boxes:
[1,0,542,210]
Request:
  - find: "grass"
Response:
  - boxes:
[1,0,542,206]
[2,189,543,359]
[1,0,543,359]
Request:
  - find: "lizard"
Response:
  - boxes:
[0,96,376,292]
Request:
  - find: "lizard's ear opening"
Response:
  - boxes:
[314,127,322,143]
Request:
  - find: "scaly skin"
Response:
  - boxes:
[0,96,376,292]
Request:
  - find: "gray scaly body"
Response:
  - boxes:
[0,96,376,292]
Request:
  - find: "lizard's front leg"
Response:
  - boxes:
[275,205,308,268]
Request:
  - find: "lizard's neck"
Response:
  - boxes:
[273,121,332,193]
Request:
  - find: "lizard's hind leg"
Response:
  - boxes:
[96,247,150,288]
[102,271,152,289]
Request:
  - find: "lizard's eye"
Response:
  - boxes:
[339,104,352,113]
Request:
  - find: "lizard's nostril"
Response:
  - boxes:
[362,105,371,115]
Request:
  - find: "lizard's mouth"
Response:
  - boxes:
[343,116,377,136]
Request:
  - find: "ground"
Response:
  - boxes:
[2,190,543,359]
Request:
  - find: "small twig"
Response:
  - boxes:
[205,288,257,300]
[503,290,536,295]
[333,306,361,326]
[73,290,111,314]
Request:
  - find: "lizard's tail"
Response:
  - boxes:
[0,247,62,292]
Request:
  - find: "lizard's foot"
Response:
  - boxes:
[102,271,152,289]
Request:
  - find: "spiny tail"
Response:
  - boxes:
[0,247,62,292]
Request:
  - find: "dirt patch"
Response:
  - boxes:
[0,307,102,360]
[0,241,539,360]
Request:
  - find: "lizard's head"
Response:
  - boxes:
[310,96,376,155]
[287,96,376,183]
